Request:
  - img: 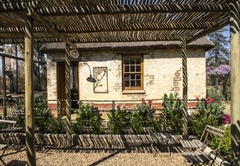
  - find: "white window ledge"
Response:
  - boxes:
[122,90,145,94]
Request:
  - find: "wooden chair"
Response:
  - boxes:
[180,125,225,165]
[0,119,16,165]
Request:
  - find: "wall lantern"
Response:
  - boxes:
[69,49,79,58]
[83,62,96,83]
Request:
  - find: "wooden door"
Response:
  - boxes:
[57,63,66,116]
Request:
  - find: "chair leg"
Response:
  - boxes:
[0,146,7,166]
[0,157,6,166]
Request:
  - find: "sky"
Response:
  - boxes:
[223,25,230,51]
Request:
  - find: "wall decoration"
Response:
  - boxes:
[93,67,108,93]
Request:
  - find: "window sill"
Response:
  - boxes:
[122,90,145,94]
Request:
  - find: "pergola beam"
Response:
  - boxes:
[27,7,77,49]
[0,22,220,34]
[187,18,229,43]
[0,53,46,64]
[0,4,229,14]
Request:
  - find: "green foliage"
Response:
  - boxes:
[189,97,225,138]
[152,117,163,133]
[14,98,25,128]
[207,28,229,66]
[72,101,103,134]
[34,96,52,133]
[209,125,231,160]
[207,87,223,105]
[49,117,65,134]
[162,93,183,134]
[197,97,225,121]
[130,99,155,134]
[107,105,131,134]
[188,116,218,138]
[13,95,65,134]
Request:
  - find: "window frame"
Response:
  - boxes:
[122,55,144,91]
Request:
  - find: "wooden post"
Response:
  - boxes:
[15,44,18,94]
[181,38,188,138]
[1,56,7,118]
[65,44,72,147]
[25,15,36,166]
[230,1,240,165]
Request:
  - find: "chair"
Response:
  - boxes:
[0,119,16,165]
[180,125,225,165]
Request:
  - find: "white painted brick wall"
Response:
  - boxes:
[47,47,206,104]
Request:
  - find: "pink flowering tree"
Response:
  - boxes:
[206,64,230,101]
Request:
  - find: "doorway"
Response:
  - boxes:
[57,62,79,116]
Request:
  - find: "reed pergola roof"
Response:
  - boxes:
[0,0,231,46]
[1,2,240,166]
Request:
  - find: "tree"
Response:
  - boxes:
[207,64,231,101]
[207,27,230,66]
[1,43,46,93]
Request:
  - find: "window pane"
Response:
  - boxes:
[131,80,135,86]
[124,74,130,81]
[136,74,141,79]
[136,80,141,86]
[125,59,129,64]
[130,66,135,72]
[136,66,140,72]
[130,74,135,79]
[125,66,129,72]
[130,59,135,64]
[125,81,129,87]
[136,58,141,64]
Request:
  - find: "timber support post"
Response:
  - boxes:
[181,38,188,139]
[25,14,36,166]
[65,44,72,147]
[1,56,7,118]
[230,1,240,165]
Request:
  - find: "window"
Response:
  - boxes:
[122,55,143,90]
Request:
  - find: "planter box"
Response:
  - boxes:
[0,133,170,148]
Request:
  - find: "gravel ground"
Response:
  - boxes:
[1,146,192,166]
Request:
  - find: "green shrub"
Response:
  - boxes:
[189,97,225,137]
[107,104,131,134]
[209,125,231,160]
[162,93,183,134]
[34,96,52,133]
[72,101,103,134]
[49,117,65,134]
[130,99,155,134]
[207,87,223,105]
[152,116,163,133]
[188,116,218,138]
[13,96,66,133]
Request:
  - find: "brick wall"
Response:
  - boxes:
[47,47,206,111]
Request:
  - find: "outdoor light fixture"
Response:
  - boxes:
[83,62,96,83]
[69,49,79,58]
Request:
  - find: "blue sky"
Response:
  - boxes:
[223,25,230,50]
